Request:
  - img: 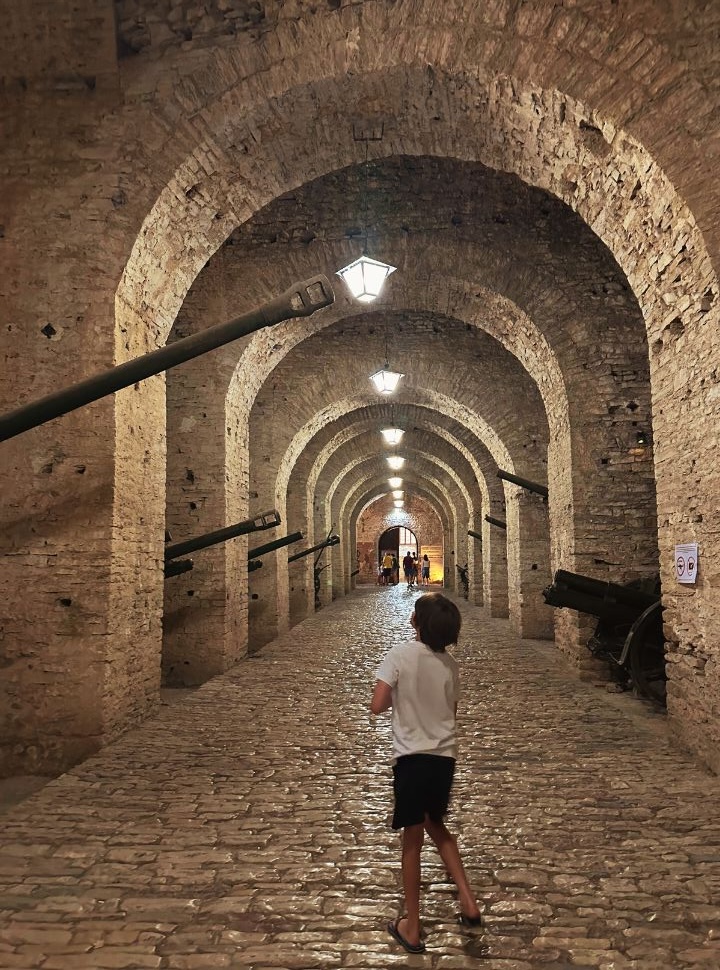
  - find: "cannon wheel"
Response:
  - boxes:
[623,601,666,707]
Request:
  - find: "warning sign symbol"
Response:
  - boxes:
[675,543,698,584]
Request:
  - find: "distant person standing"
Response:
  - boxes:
[381,551,394,586]
[421,554,431,586]
[402,551,414,587]
[410,553,419,588]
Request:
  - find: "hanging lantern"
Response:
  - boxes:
[336,255,396,303]
[370,365,404,395]
[381,427,404,445]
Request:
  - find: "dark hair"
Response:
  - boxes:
[413,593,461,653]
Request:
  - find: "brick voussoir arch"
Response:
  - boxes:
[109,13,717,766]
[348,482,453,593]
[353,493,446,537]
[328,449,474,540]
[345,476,453,543]
[286,408,492,610]
[276,391,516,513]
[270,392,520,629]
[336,466,457,596]
[117,59,716,361]
[335,458,460,527]
[335,460,458,537]
[305,413,491,521]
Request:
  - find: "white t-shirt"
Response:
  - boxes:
[375,639,459,761]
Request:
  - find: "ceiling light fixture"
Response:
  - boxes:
[392,489,404,499]
[387,455,405,470]
[388,477,403,489]
[337,255,396,303]
[370,365,403,395]
[393,500,404,508]
[381,426,404,445]
[336,129,396,303]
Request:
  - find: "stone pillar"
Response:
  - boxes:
[483,510,509,618]
[506,490,554,639]
[468,517,484,606]
[288,487,314,629]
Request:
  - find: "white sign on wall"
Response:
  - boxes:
[675,542,698,584]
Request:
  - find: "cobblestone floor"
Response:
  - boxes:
[2,586,720,969]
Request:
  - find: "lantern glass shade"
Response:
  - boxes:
[336,255,397,302]
[393,500,404,508]
[392,489,404,499]
[370,366,404,395]
[388,477,403,489]
[381,427,404,445]
[387,455,405,470]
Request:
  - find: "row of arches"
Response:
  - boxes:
[1,2,718,777]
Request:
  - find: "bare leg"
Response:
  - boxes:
[398,823,424,946]
[424,817,481,920]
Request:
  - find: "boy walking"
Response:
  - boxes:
[370,593,482,953]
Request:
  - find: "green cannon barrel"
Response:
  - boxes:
[0,276,334,443]
[164,558,194,579]
[248,531,304,560]
[497,469,548,500]
[288,535,340,563]
[165,509,281,562]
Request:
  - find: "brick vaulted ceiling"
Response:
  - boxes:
[170,154,645,506]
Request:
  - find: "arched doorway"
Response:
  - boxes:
[379,526,417,585]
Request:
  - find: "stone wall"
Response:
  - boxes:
[1,0,719,777]
[356,495,444,586]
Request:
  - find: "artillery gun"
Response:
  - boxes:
[542,569,666,707]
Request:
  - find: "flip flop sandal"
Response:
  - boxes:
[387,917,426,953]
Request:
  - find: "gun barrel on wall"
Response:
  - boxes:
[497,469,548,499]
[484,515,507,531]
[248,531,304,560]
[164,509,281,562]
[0,275,335,443]
[288,534,340,563]
[164,558,194,579]
[467,529,483,542]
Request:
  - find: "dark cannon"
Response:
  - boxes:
[467,529,483,543]
[456,563,469,600]
[247,531,304,561]
[286,529,340,610]
[0,276,334,443]
[484,515,507,531]
[164,509,281,562]
[287,534,340,564]
[164,558,194,579]
[543,569,665,706]
[497,469,548,501]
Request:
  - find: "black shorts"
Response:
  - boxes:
[392,754,455,830]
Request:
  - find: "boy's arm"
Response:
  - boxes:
[370,679,393,715]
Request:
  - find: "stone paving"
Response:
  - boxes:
[2,586,720,969]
